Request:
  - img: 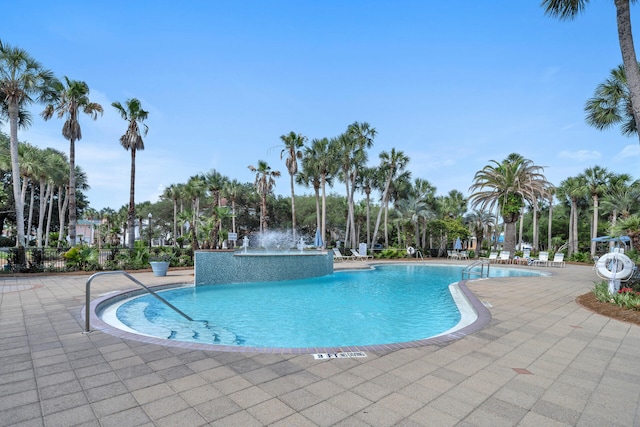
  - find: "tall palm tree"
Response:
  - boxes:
[185,175,206,249]
[304,137,338,247]
[248,160,281,233]
[602,175,640,224]
[542,0,640,144]
[112,98,148,249]
[204,169,228,248]
[464,210,496,258]
[469,153,550,257]
[223,179,242,235]
[557,176,587,256]
[580,165,612,255]
[357,167,378,248]
[280,131,306,240]
[0,40,57,247]
[163,184,182,245]
[42,77,103,246]
[371,148,409,247]
[585,64,638,136]
[344,122,376,246]
[543,0,640,143]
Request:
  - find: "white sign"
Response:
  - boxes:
[313,351,367,360]
[228,232,238,241]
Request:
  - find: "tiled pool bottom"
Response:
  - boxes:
[88,279,490,354]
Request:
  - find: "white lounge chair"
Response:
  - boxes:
[531,251,549,267]
[549,253,565,267]
[447,250,459,260]
[484,252,498,263]
[333,248,354,262]
[496,251,511,264]
[351,249,373,261]
[458,250,469,260]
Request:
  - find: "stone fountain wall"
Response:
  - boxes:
[194,250,333,285]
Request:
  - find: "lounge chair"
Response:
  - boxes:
[496,251,511,264]
[351,248,373,261]
[549,253,565,267]
[333,248,354,262]
[531,251,549,267]
[484,252,498,263]
[447,250,459,260]
[458,250,469,260]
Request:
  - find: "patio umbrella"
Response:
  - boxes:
[314,228,323,248]
[454,237,462,251]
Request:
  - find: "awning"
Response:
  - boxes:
[591,235,631,243]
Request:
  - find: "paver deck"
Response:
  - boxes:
[1,260,638,426]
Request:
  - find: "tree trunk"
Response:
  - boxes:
[127,149,136,249]
[37,178,48,247]
[590,194,599,255]
[69,138,77,246]
[321,174,327,248]
[532,204,539,251]
[8,101,26,247]
[615,0,640,145]
[547,199,553,252]
[290,173,296,240]
[45,184,55,247]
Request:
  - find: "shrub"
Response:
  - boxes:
[0,236,15,247]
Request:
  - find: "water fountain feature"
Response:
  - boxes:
[194,230,332,285]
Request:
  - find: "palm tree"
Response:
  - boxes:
[112,98,148,249]
[0,40,57,247]
[42,77,103,246]
[602,175,640,224]
[223,179,242,236]
[357,167,378,248]
[304,137,338,247]
[557,176,587,256]
[185,175,206,249]
[580,166,613,255]
[396,195,428,247]
[585,64,638,136]
[469,153,550,258]
[163,184,182,245]
[344,122,376,247]
[204,169,228,248]
[248,160,281,233]
[464,210,496,258]
[543,0,640,143]
[371,148,410,247]
[280,131,306,240]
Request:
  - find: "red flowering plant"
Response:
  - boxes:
[612,285,640,309]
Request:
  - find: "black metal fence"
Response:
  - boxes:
[0,247,194,274]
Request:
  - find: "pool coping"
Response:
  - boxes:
[84,265,497,354]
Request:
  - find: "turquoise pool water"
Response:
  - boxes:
[110,264,541,349]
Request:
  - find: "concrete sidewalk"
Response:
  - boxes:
[1,262,638,426]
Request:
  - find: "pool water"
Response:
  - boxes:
[111,264,541,349]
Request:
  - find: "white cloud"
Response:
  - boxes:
[557,150,601,162]
[614,144,640,160]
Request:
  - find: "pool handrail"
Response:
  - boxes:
[461,259,491,280]
[84,270,193,333]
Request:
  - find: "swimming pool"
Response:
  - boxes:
[98,264,543,352]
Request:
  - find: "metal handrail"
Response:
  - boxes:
[462,259,491,280]
[84,270,192,333]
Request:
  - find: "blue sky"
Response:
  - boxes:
[3,1,639,210]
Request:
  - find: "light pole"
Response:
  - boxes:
[148,213,153,248]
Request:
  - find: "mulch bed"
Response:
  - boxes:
[576,292,640,326]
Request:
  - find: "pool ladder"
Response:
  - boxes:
[461,259,491,280]
[84,270,193,333]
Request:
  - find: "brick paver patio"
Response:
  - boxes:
[1,260,638,426]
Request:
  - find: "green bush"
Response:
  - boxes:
[0,236,15,247]
[63,246,100,271]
